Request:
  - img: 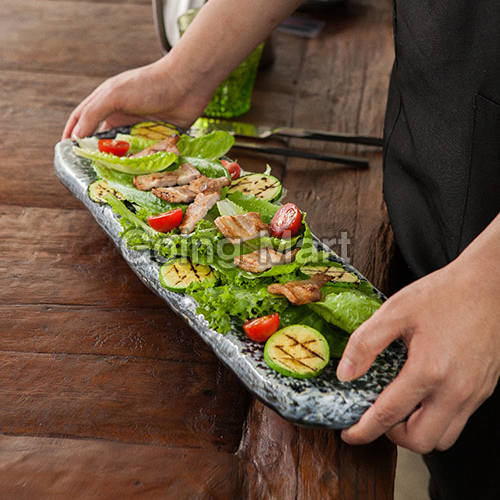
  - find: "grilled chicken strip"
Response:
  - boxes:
[131,134,180,158]
[179,176,232,234]
[133,163,200,191]
[214,212,270,244]
[267,274,332,305]
[176,163,201,185]
[151,174,225,204]
[179,190,219,234]
[152,185,196,203]
[234,247,299,273]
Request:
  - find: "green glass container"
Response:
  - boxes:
[178,8,263,118]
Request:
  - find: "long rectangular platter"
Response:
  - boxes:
[54,137,406,429]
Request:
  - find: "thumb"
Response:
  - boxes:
[336,302,403,381]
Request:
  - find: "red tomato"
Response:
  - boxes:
[269,203,302,238]
[98,139,130,157]
[221,159,241,180]
[147,208,183,233]
[243,313,280,343]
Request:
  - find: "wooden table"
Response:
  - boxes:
[0,0,397,497]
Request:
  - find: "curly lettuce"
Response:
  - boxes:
[186,280,289,334]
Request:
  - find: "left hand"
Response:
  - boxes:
[336,248,500,453]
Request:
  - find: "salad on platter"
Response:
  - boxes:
[73,121,383,380]
[55,121,405,428]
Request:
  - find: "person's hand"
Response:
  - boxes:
[62,59,212,140]
[336,243,500,453]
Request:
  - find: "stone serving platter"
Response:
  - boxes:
[54,136,406,430]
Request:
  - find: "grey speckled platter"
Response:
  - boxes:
[54,138,406,429]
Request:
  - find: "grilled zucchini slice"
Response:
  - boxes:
[264,325,330,379]
[88,180,126,204]
[130,121,181,140]
[228,173,282,202]
[159,258,216,292]
[300,264,360,284]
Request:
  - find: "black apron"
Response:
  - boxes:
[384,0,500,279]
[383,2,500,499]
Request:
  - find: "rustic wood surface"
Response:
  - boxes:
[0,0,397,498]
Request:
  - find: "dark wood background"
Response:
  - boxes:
[0,0,397,497]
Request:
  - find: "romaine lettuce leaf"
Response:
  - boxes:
[308,289,382,334]
[177,131,234,159]
[180,156,230,179]
[93,164,184,214]
[216,198,246,216]
[105,194,158,237]
[227,191,280,223]
[74,145,177,175]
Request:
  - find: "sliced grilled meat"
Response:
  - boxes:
[133,163,200,191]
[234,247,299,273]
[179,176,231,234]
[152,185,196,203]
[214,212,270,244]
[267,274,332,305]
[175,163,201,185]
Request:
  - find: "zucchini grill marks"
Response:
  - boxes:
[279,334,326,370]
[160,258,216,292]
[228,173,281,202]
[301,265,360,284]
[264,326,330,379]
[168,259,205,287]
[130,121,181,141]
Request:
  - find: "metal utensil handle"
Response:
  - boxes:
[275,127,384,147]
[232,143,369,168]
[152,0,171,54]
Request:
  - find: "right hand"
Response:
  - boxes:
[62,58,212,140]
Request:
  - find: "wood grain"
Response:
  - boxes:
[0,434,242,500]
[240,400,396,500]
[0,0,160,77]
[0,350,248,451]
[0,304,215,362]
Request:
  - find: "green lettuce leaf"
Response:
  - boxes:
[105,194,158,238]
[226,191,280,223]
[74,145,177,175]
[177,131,234,159]
[186,280,289,334]
[181,156,230,179]
[216,198,246,216]
[93,164,184,214]
[308,289,382,334]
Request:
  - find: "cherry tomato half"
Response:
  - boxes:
[269,203,302,238]
[98,139,130,157]
[147,208,183,233]
[221,159,241,180]
[243,313,280,343]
